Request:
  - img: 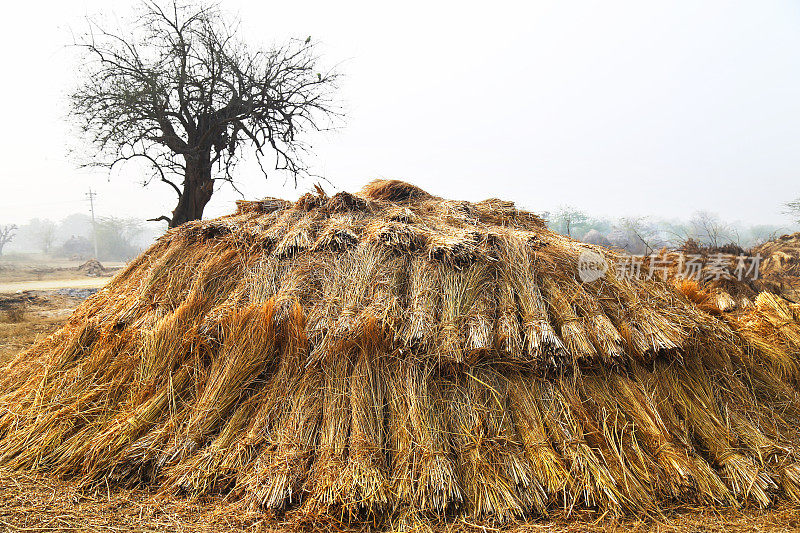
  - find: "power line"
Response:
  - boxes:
[86,189,99,259]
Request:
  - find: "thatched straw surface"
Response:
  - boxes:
[2,179,800,528]
[753,232,800,300]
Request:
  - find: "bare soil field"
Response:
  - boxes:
[0,255,123,284]
[0,278,109,293]
[0,257,117,361]
[0,290,97,363]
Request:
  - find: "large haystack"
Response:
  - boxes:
[2,180,800,527]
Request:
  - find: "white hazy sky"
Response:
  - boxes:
[1,0,799,227]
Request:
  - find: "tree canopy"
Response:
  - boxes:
[70,1,339,227]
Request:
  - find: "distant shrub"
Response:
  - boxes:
[57,235,93,259]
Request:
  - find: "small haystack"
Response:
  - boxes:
[664,232,800,306]
[755,233,800,277]
[77,259,107,277]
[638,251,762,312]
[2,180,800,528]
[754,233,800,300]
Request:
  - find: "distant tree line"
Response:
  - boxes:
[1,215,161,261]
[542,206,794,255]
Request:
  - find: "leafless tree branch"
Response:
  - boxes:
[70,0,341,227]
[0,225,18,256]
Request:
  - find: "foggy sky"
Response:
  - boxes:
[1,0,799,227]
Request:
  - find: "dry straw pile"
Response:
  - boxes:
[756,232,800,278]
[754,232,800,300]
[2,180,800,528]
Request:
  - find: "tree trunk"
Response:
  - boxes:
[170,152,214,228]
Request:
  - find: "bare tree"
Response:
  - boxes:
[36,221,57,255]
[70,1,339,227]
[689,211,732,248]
[749,224,785,246]
[552,206,588,237]
[611,217,660,255]
[0,225,17,256]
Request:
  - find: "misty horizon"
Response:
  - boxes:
[1,0,800,228]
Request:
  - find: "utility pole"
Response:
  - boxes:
[86,189,99,259]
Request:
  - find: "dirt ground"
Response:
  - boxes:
[0,255,123,284]
[0,290,97,363]
[0,278,109,293]
[0,257,118,362]
[0,263,113,293]
[0,466,798,533]
[1,267,800,532]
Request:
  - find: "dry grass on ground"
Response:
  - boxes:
[0,467,797,533]
[0,291,89,363]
